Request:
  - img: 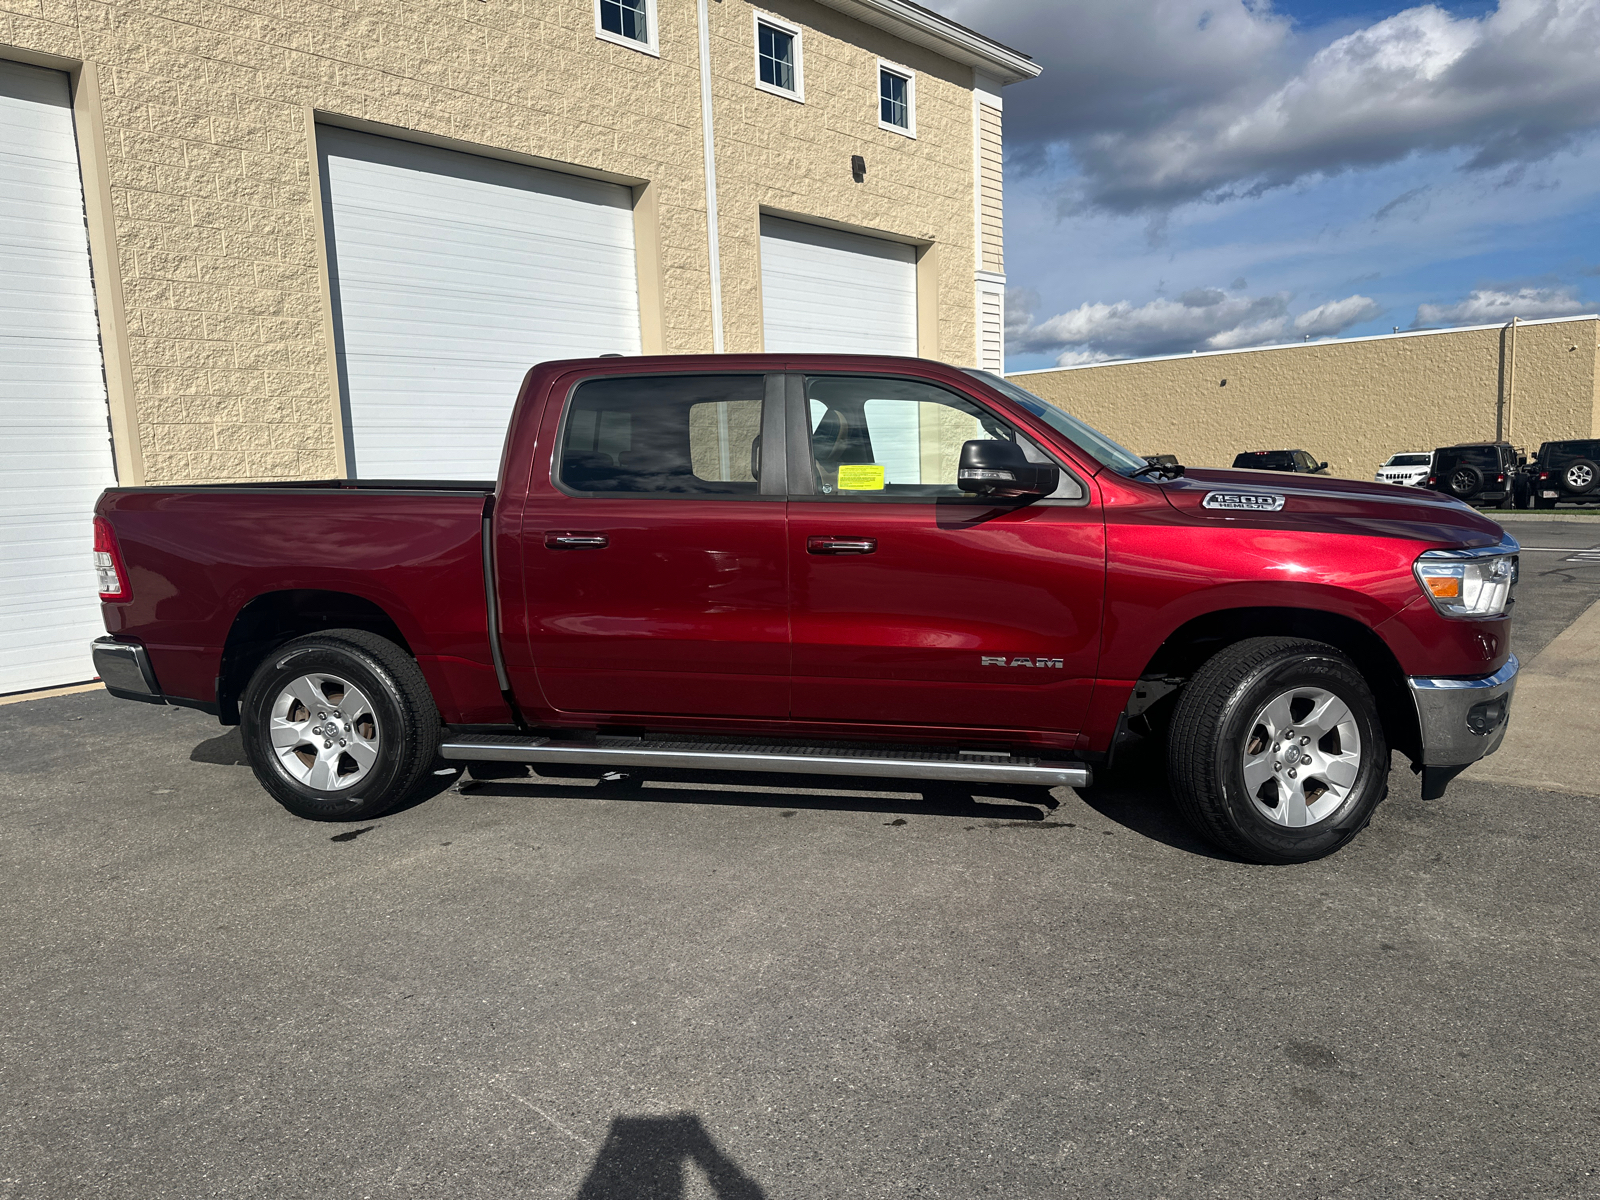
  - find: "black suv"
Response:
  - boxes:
[1231,449,1328,473]
[1426,442,1527,508]
[1530,439,1600,508]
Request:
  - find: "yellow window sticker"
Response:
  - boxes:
[836,464,886,491]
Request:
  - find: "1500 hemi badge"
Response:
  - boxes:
[982,656,1064,668]
[1202,491,1285,512]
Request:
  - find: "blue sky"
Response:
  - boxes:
[930,0,1600,370]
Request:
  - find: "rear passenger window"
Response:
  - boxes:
[559,375,766,496]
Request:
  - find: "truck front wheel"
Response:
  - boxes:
[240,628,443,822]
[1168,637,1388,864]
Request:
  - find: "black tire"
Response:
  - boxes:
[240,628,442,821]
[1167,637,1388,864]
[1446,465,1482,498]
[1562,459,1598,495]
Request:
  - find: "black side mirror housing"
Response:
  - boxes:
[957,439,1059,499]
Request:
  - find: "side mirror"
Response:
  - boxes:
[1315,462,1329,473]
[957,439,1059,499]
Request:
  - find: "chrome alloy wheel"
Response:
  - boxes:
[269,672,380,791]
[1240,686,1362,828]
[1566,463,1594,490]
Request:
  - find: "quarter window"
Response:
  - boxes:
[559,375,768,497]
[878,64,914,136]
[755,15,803,100]
[596,0,657,55]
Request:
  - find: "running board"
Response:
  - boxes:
[439,734,1091,788]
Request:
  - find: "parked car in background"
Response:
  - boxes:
[1529,439,1600,508]
[1231,449,1329,473]
[1426,442,1526,509]
[1375,452,1432,487]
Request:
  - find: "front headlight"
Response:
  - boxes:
[1414,538,1519,618]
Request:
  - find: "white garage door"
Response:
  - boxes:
[760,216,917,355]
[0,62,117,695]
[319,128,643,480]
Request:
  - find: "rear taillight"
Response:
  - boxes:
[1497,473,1505,483]
[1427,476,1437,486]
[1540,470,1549,480]
[93,516,129,601]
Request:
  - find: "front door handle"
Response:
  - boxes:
[807,536,877,555]
[545,531,609,549]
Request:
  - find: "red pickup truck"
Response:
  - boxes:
[91,355,1518,864]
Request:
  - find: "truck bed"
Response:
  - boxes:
[95,480,507,724]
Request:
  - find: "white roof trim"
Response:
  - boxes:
[1007,313,1600,376]
[813,0,1040,83]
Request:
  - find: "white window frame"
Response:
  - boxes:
[595,0,659,57]
[753,11,805,103]
[877,59,916,138]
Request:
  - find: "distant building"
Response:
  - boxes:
[1010,315,1600,479]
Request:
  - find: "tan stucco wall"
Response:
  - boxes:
[1011,318,1600,478]
[3,0,983,484]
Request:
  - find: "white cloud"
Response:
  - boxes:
[935,0,1600,213]
[1295,294,1386,337]
[1414,286,1590,325]
[1009,287,1381,363]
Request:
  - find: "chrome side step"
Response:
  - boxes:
[439,734,1091,788]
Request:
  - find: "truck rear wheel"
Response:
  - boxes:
[1167,637,1387,864]
[240,628,443,822]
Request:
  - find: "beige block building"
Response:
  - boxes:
[1010,315,1600,478]
[0,0,1036,692]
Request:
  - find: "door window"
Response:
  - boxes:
[801,375,1081,500]
[558,375,767,496]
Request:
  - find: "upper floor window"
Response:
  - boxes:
[596,0,658,56]
[755,14,804,101]
[878,63,915,136]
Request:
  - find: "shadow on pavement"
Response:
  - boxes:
[574,1113,765,1200]
[1076,744,1243,862]
[189,726,247,766]
[462,767,1061,822]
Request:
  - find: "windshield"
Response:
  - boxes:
[1235,451,1296,469]
[1388,454,1430,467]
[963,371,1149,476]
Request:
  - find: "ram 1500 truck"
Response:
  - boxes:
[91,355,1519,864]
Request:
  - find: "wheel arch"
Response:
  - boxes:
[1135,606,1420,765]
[217,589,413,725]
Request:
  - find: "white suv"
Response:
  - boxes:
[1375,451,1432,487]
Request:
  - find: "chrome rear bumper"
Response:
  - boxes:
[91,637,166,705]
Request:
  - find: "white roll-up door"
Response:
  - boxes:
[318,128,642,480]
[759,216,918,355]
[0,62,116,695]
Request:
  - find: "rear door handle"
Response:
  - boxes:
[807,536,877,555]
[545,531,609,549]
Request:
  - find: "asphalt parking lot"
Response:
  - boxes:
[4,518,1599,1199]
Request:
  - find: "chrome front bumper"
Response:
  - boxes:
[1408,655,1518,797]
[91,636,166,705]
